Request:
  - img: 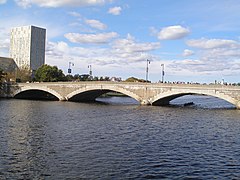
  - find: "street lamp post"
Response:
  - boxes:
[68,62,74,75]
[161,64,165,83]
[88,65,93,80]
[146,59,150,82]
[88,65,92,76]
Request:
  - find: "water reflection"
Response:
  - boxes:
[96,95,235,109]
[1,100,53,179]
[170,95,235,109]
[0,97,240,179]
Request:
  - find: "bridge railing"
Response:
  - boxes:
[16,81,240,90]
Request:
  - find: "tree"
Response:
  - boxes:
[0,69,4,84]
[35,64,66,82]
[79,74,90,81]
[93,76,99,81]
[15,65,32,82]
[104,76,110,81]
[125,77,148,82]
[0,69,7,93]
[65,74,74,81]
[73,74,81,80]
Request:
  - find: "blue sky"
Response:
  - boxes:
[1,0,240,83]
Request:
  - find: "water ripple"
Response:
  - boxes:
[0,97,240,179]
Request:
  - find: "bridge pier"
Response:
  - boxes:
[236,101,240,109]
[140,99,151,106]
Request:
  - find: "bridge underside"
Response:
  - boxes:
[152,92,239,109]
[14,89,133,102]
[14,90,59,101]
[152,93,202,106]
[69,90,111,102]
[13,88,239,109]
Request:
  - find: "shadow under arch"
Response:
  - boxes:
[66,87,141,103]
[152,91,238,108]
[14,87,64,101]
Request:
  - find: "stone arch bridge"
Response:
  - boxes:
[6,82,240,109]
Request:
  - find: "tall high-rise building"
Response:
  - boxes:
[10,25,46,71]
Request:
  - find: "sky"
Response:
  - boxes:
[1,0,240,83]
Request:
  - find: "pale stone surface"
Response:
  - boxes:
[7,82,240,109]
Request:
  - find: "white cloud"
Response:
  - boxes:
[46,41,103,58]
[85,19,107,30]
[45,38,240,81]
[0,0,7,4]
[47,34,160,68]
[158,25,190,40]
[207,48,240,58]
[108,6,122,15]
[0,27,10,56]
[112,34,160,53]
[0,38,9,57]
[169,58,236,74]
[45,39,240,81]
[45,40,129,76]
[149,27,158,37]
[168,38,240,77]
[182,49,194,57]
[187,38,239,49]
[68,11,82,18]
[0,38,9,49]
[167,38,240,76]
[64,32,118,44]
[15,0,112,8]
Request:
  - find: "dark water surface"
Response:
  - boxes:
[0,96,240,179]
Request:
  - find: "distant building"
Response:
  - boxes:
[0,57,18,73]
[10,25,46,72]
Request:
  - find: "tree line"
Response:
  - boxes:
[1,64,117,83]
[34,64,117,82]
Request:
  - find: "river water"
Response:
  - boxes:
[0,96,240,179]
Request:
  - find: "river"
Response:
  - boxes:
[0,96,240,179]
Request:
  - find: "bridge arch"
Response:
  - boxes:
[66,86,141,103]
[13,86,65,101]
[151,90,239,108]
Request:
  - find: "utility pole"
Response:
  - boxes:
[68,62,74,75]
[146,59,150,82]
[88,65,93,80]
[161,64,165,83]
[88,65,92,76]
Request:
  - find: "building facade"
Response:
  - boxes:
[10,25,46,72]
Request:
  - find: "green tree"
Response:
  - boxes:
[15,65,32,82]
[104,76,110,81]
[93,76,99,81]
[73,74,81,80]
[0,69,7,93]
[65,74,74,81]
[0,69,4,84]
[79,74,90,81]
[125,77,149,83]
[35,64,66,82]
